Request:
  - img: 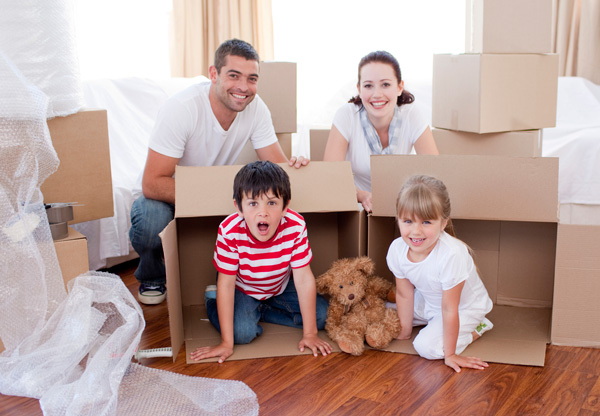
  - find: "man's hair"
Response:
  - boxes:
[233,161,291,208]
[214,39,260,73]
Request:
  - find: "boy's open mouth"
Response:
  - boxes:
[257,222,269,234]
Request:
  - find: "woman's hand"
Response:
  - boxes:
[357,189,373,213]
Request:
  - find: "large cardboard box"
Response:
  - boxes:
[433,128,542,157]
[465,0,554,54]
[309,129,330,161]
[259,62,297,134]
[54,226,89,289]
[42,109,114,224]
[432,54,559,133]
[233,133,292,165]
[368,155,560,366]
[161,162,365,362]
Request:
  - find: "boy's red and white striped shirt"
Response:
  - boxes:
[213,208,312,300]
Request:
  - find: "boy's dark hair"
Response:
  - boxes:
[233,161,291,208]
[214,39,260,73]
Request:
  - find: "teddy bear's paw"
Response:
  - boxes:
[365,334,392,349]
[337,339,365,356]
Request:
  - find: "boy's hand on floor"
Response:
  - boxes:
[190,342,233,364]
[299,334,332,357]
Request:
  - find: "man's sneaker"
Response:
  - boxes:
[475,317,494,337]
[205,285,217,301]
[138,284,166,305]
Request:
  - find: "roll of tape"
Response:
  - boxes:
[46,204,74,223]
[50,222,68,240]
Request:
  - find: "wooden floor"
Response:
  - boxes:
[3,260,600,415]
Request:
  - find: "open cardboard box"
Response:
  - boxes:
[161,162,367,363]
[367,154,600,367]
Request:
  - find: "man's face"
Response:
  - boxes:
[211,55,259,113]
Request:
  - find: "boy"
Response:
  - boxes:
[190,161,331,363]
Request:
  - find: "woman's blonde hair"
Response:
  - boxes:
[395,174,456,236]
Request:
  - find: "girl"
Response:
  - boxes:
[386,175,493,372]
[323,51,438,213]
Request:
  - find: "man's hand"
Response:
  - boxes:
[288,155,310,169]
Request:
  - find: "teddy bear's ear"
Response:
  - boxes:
[355,256,375,277]
[315,270,334,294]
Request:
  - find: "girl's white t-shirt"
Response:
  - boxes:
[332,102,428,192]
[386,231,493,321]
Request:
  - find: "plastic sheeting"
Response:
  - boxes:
[0,6,258,414]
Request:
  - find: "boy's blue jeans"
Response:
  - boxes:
[206,277,329,344]
[129,195,174,286]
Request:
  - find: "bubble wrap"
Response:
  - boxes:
[0,0,83,118]
[0,33,258,416]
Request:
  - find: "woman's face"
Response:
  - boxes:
[358,62,404,120]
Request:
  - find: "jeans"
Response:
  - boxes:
[129,195,174,286]
[206,277,329,344]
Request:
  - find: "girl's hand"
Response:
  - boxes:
[299,334,332,357]
[444,353,489,373]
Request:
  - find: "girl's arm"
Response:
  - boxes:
[442,281,488,372]
[395,278,415,340]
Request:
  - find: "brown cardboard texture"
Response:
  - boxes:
[161,162,364,362]
[309,129,330,161]
[54,226,89,289]
[465,0,554,54]
[259,61,297,133]
[42,109,114,223]
[552,224,600,347]
[234,133,292,165]
[367,155,559,366]
[432,54,559,133]
[433,128,542,157]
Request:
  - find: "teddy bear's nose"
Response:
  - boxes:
[348,294,355,300]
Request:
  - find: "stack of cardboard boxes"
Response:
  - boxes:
[43,109,114,288]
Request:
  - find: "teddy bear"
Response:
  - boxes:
[316,256,400,356]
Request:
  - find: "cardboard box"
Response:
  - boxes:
[259,62,297,134]
[54,226,89,288]
[433,128,542,157]
[309,129,330,161]
[432,54,559,133]
[42,109,114,224]
[465,0,554,54]
[161,162,365,363]
[368,154,560,366]
[234,133,292,165]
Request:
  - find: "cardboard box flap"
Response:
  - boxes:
[371,155,559,222]
[160,220,184,362]
[175,161,358,218]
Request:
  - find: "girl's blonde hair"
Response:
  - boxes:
[395,174,456,236]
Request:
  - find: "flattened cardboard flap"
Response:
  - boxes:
[175,161,358,218]
[371,155,559,222]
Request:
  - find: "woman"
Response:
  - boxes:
[323,51,438,212]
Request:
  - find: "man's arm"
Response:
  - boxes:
[141,149,180,204]
[255,141,309,169]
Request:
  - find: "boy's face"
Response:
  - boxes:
[234,190,288,242]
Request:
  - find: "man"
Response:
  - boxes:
[129,39,307,305]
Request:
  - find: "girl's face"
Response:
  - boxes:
[397,214,448,263]
[358,62,404,120]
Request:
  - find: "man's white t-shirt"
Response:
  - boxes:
[332,102,428,192]
[133,81,277,197]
